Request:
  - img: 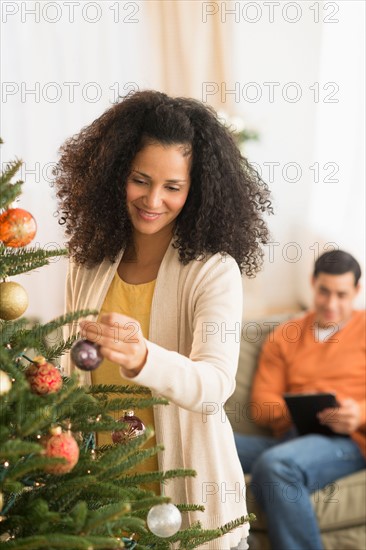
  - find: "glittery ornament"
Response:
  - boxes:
[0,370,12,395]
[25,356,62,395]
[147,503,182,537]
[44,427,79,475]
[0,281,29,320]
[70,339,103,371]
[0,491,3,511]
[0,208,37,247]
[112,410,146,443]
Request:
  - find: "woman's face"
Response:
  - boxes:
[126,142,191,239]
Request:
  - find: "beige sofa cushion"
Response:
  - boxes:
[245,470,366,532]
[226,313,296,435]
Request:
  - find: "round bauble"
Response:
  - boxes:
[70,339,103,371]
[44,427,79,475]
[112,410,145,444]
[0,208,37,247]
[0,281,29,320]
[0,490,3,511]
[147,503,182,538]
[0,370,12,395]
[25,356,62,395]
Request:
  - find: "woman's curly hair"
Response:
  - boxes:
[55,89,273,276]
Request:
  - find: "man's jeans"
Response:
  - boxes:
[234,431,366,550]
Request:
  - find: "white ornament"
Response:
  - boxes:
[0,370,12,395]
[147,503,182,538]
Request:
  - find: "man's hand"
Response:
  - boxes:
[317,398,362,435]
[79,313,148,377]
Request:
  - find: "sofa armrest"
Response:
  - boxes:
[226,312,303,435]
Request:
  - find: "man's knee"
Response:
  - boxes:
[252,446,283,475]
[251,444,301,486]
[251,451,304,506]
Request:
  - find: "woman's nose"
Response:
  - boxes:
[143,188,162,209]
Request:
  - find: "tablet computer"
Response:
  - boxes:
[283,392,341,436]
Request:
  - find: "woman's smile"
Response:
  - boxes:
[136,206,164,220]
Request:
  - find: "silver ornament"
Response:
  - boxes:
[147,503,182,538]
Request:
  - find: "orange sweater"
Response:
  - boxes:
[251,310,366,457]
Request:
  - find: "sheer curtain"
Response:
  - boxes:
[144,0,232,107]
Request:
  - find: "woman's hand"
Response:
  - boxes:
[79,313,148,377]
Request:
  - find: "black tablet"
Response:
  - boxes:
[283,392,341,436]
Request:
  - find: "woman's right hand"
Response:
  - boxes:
[80,313,148,377]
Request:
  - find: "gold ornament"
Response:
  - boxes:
[0,491,3,511]
[0,370,12,395]
[0,281,29,320]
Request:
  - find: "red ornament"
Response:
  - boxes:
[112,410,145,444]
[25,356,62,395]
[0,208,37,247]
[44,427,79,475]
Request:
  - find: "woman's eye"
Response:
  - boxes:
[133,178,147,185]
[167,186,180,192]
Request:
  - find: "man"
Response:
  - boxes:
[235,249,366,550]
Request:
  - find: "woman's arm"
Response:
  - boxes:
[81,258,243,413]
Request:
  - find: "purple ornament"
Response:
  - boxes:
[70,339,103,371]
[112,410,145,443]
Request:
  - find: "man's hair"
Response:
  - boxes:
[313,250,361,286]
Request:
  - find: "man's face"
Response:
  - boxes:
[312,271,360,326]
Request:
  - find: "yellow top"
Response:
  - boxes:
[91,271,159,491]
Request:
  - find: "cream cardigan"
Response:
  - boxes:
[61,238,249,549]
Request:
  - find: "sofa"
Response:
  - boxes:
[225,314,366,550]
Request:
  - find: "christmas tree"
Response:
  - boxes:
[0,142,253,549]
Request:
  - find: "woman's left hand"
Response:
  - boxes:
[79,313,148,377]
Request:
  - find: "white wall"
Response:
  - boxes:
[1,1,365,323]
[224,0,365,316]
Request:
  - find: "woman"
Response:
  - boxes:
[57,90,272,549]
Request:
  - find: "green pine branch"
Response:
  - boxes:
[0,350,25,382]
[5,455,68,483]
[69,482,136,504]
[95,428,155,467]
[0,534,125,549]
[19,377,83,436]
[101,445,164,481]
[236,129,259,144]
[0,440,43,460]
[0,158,23,210]
[119,468,197,488]
[87,384,153,395]
[0,247,68,278]
[82,501,132,534]
[68,500,88,532]
[36,334,79,362]
[140,515,254,550]
[177,515,256,550]
[0,159,23,187]
[94,395,169,413]
[8,310,98,351]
